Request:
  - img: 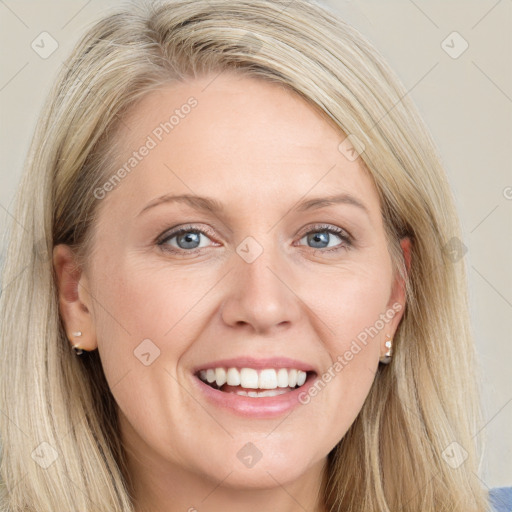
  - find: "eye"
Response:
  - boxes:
[296,224,352,253]
[157,224,217,254]
[156,223,353,256]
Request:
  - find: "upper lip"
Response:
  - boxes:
[192,356,317,375]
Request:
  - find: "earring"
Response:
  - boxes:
[379,335,392,364]
[71,331,84,356]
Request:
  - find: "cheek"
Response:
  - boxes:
[87,260,204,444]
[89,256,214,371]
[298,262,391,419]
[303,260,392,344]
[91,247,392,365]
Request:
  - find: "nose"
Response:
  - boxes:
[220,240,302,335]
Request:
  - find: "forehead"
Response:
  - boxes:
[102,72,380,221]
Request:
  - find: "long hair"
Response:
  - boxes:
[0,0,489,510]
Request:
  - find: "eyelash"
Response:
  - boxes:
[156,223,353,256]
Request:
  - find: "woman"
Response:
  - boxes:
[0,0,509,510]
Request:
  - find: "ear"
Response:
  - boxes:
[53,244,97,352]
[381,237,411,356]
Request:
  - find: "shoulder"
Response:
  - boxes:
[488,487,512,512]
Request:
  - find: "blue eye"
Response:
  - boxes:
[297,224,352,253]
[157,223,353,255]
[157,225,215,253]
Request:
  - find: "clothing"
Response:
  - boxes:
[489,487,512,512]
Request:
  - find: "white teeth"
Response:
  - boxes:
[240,368,259,388]
[226,367,241,386]
[258,369,277,389]
[276,368,289,387]
[215,367,227,387]
[259,389,289,397]
[198,367,309,390]
[233,388,290,397]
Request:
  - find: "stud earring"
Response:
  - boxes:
[71,331,84,356]
[379,335,392,364]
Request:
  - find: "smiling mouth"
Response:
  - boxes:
[196,367,315,397]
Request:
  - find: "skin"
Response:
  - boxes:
[53,72,411,512]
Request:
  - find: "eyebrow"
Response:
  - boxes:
[137,192,370,218]
[295,193,370,216]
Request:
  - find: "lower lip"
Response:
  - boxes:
[192,373,317,418]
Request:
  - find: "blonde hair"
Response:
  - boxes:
[0,0,489,510]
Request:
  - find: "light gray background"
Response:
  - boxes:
[0,0,510,488]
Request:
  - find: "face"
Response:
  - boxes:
[54,72,409,499]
